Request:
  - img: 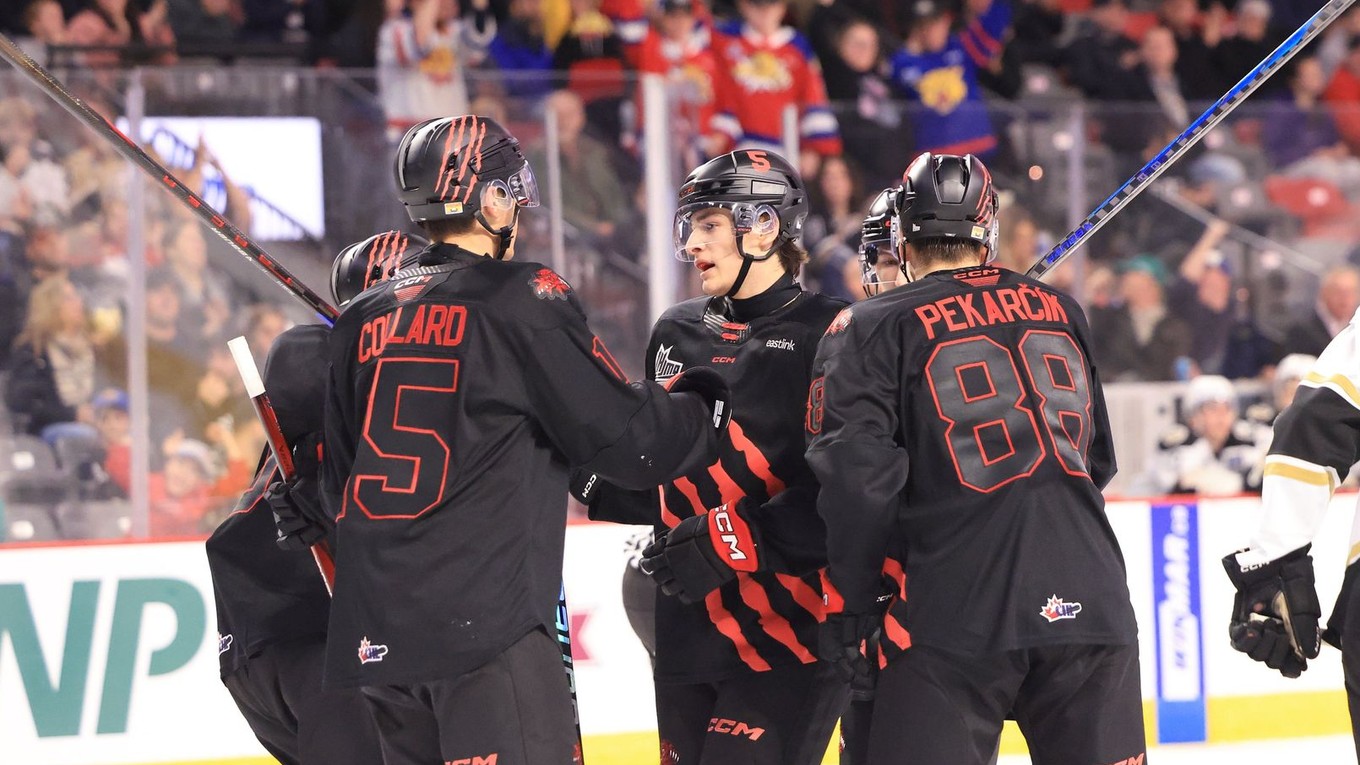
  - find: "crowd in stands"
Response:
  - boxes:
[7,0,1360,541]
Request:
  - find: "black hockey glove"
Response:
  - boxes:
[639,500,760,603]
[666,367,733,437]
[819,612,880,688]
[569,468,602,507]
[1222,545,1322,678]
[267,433,330,552]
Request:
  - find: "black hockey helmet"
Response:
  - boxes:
[393,115,539,257]
[859,187,902,297]
[331,230,431,306]
[673,149,808,262]
[890,152,998,262]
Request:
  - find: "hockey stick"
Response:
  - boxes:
[227,336,337,595]
[557,582,585,762]
[0,33,338,324]
[1026,0,1357,281]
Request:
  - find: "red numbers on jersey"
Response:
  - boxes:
[926,330,1093,493]
[351,357,459,519]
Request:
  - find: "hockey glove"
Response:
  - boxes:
[639,500,760,603]
[666,367,733,437]
[1222,545,1322,678]
[819,612,880,688]
[569,468,602,507]
[267,475,328,551]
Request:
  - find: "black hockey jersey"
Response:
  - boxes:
[206,325,332,677]
[806,266,1137,656]
[321,244,721,687]
[597,277,847,683]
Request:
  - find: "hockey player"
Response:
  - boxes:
[1221,319,1360,756]
[581,149,848,764]
[806,152,1145,765]
[857,186,907,298]
[205,229,424,765]
[321,115,732,765]
[1139,374,1268,496]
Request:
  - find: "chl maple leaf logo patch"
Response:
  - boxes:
[530,268,571,300]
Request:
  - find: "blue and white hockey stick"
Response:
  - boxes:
[1027,0,1357,280]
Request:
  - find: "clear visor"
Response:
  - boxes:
[674,203,735,261]
[859,239,902,294]
[501,163,541,208]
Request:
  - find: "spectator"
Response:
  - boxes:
[244,302,289,369]
[1008,0,1063,67]
[887,0,1010,158]
[0,97,70,227]
[4,275,98,439]
[166,0,240,47]
[710,0,842,173]
[801,154,864,301]
[1263,56,1354,175]
[238,0,323,46]
[1325,35,1360,156]
[1064,0,1139,101]
[487,0,555,100]
[528,90,632,251]
[1216,0,1280,97]
[16,0,69,66]
[91,386,131,497]
[1090,254,1192,381]
[1158,0,1223,101]
[812,13,912,190]
[67,0,175,67]
[1166,218,1275,378]
[97,268,206,453]
[0,225,72,366]
[161,219,233,352]
[1139,374,1267,496]
[552,0,630,143]
[376,0,496,143]
[1282,265,1360,357]
[632,0,719,168]
[1245,352,1317,428]
[1119,27,1191,155]
[148,434,249,536]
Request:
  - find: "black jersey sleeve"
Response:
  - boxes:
[741,482,825,575]
[805,312,910,613]
[519,296,718,490]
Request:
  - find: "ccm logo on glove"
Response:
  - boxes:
[709,504,758,572]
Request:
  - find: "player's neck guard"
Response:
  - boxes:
[728,271,800,321]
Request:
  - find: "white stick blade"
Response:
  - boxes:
[227,336,266,397]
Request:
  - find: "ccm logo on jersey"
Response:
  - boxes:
[1104,756,1144,765]
[707,718,766,740]
[708,504,758,572]
[445,755,498,765]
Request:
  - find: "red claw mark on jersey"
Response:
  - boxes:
[530,268,571,300]
[824,308,853,336]
[660,739,681,763]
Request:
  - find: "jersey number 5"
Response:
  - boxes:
[926,331,1092,493]
[352,357,458,519]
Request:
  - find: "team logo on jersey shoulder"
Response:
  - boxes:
[1039,595,1082,623]
[217,633,233,655]
[655,344,685,382]
[530,268,571,300]
[825,308,853,336]
[358,636,389,664]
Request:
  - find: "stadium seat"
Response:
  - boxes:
[1,435,74,542]
[55,499,131,540]
[1264,176,1352,237]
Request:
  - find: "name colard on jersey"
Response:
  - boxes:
[358,302,468,363]
[916,280,1068,340]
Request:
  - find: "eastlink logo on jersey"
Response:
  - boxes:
[765,338,795,351]
[1151,502,1206,743]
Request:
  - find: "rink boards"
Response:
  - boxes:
[0,495,1354,764]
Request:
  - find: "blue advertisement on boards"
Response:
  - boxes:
[1151,501,1206,743]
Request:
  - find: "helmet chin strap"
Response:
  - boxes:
[724,237,779,298]
[475,208,519,260]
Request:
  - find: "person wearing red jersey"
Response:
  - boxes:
[633,0,721,168]
[710,0,842,168]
